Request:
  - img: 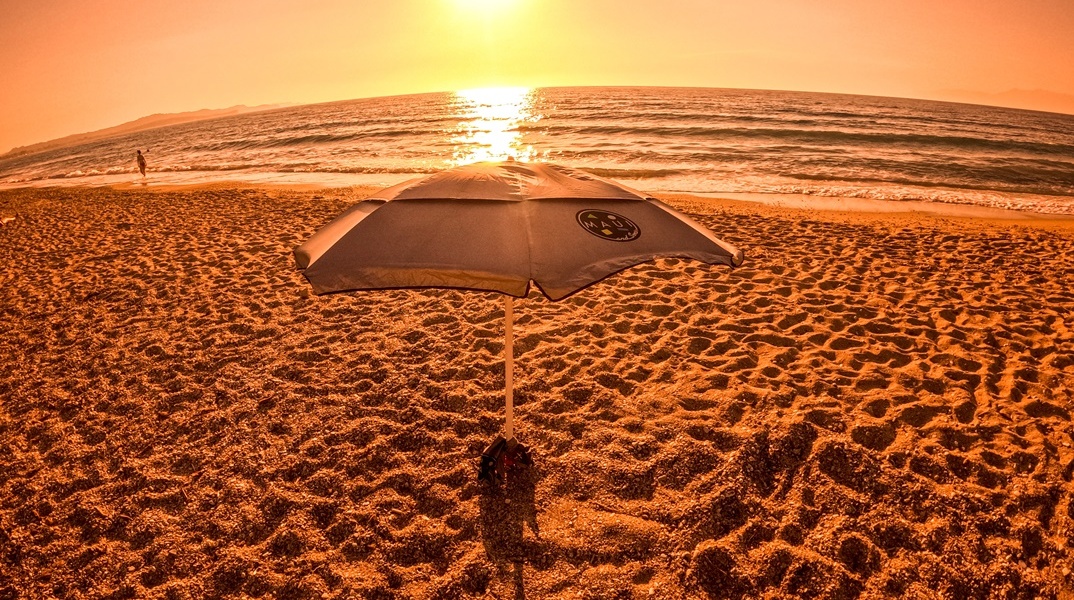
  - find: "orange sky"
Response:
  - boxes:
[2,0,1073,153]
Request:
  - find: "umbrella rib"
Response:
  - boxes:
[522,197,536,294]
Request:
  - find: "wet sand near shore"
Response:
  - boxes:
[1,186,1072,599]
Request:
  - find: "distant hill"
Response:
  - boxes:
[1,104,290,158]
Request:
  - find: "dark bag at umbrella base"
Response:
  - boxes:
[478,436,533,484]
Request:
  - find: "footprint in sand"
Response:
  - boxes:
[953,399,977,423]
[850,422,896,450]
[829,336,865,351]
[776,312,809,331]
[862,398,889,418]
[897,404,945,428]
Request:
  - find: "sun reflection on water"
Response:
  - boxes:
[449,87,539,165]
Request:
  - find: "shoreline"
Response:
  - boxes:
[0,185,1071,598]
[3,179,1074,229]
[703,191,1074,222]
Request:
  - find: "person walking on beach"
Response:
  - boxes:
[136,150,147,177]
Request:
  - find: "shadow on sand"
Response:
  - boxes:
[478,466,543,599]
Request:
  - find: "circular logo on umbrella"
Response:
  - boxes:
[576,210,640,242]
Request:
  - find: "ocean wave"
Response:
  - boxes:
[153,164,258,172]
[58,165,131,178]
[559,108,960,131]
[578,167,690,179]
[518,123,1074,156]
[656,183,1074,214]
[762,185,1074,214]
[193,127,436,152]
[267,113,465,135]
[781,171,1074,198]
[275,165,433,175]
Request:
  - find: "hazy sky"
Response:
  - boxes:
[2,0,1073,152]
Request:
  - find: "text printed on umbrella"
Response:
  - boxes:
[576,210,640,242]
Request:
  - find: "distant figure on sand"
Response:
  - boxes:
[136,150,147,177]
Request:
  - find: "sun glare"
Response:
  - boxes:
[449,87,539,165]
[452,0,519,12]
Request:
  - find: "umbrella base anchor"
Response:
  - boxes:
[478,435,532,484]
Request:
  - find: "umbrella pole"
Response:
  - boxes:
[504,294,514,442]
[477,294,531,484]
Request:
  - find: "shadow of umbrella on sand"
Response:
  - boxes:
[294,161,743,482]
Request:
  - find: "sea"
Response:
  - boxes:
[2,87,1074,214]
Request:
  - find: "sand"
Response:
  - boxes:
[0,186,1072,599]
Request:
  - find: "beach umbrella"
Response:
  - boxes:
[294,161,743,481]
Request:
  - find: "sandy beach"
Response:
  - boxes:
[0,185,1072,599]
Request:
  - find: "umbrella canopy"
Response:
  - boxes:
[294,161,743,300]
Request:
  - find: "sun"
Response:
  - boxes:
[451,0,519,12]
